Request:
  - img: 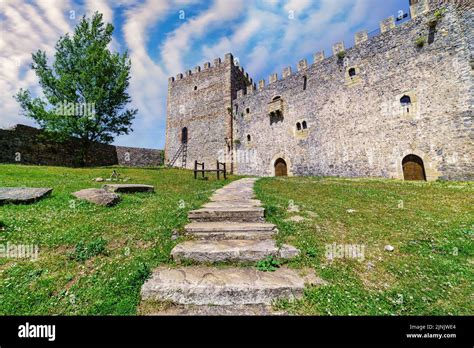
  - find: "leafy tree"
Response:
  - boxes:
[15,12,137,166]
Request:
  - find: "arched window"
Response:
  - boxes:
[246,108,250,114]
[400,95,411,106]
[247,134,251,142]
[296,122,301,131]
[348,68,356,77]
[303,76,307,90]
[181,127,188,144]
[194,86,197,91]
[302,121,307,129]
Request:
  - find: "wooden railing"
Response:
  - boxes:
[194,160,227,180]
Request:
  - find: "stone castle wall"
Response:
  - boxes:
[230,2,473,181]
[0,124,163,167]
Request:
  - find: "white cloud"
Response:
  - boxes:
[1,0,406,148]
[160,0,246,75]
[0,0,74,128]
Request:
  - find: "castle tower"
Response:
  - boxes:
[165,53,251,172]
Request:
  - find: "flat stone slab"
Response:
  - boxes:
[188,231,276,240]
[185,221,276,233]
[103,184,154,193]
[0,188,52,205]
[72,188,120,206]
[141,266,323,305]
[203,200,261,208]
[147,304,286,316]
[172,239,299,263]
[185,221,276,239]
[188,207,264,222]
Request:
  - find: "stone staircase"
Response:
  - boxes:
[141,178,325,314]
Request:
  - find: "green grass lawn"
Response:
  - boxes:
[0,165,472,315]
[0,164,237,315]
[255,177,473,315]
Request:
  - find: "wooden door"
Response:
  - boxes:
[402,154,426,181]
[274,158,288,177]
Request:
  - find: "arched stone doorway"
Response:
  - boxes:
[274,158,288,177]
[402,154,426,181]
[181,127,188,144]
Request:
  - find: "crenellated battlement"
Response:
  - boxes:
[168,52,253,86]
[165,0,473,180]
[233,0,451,99]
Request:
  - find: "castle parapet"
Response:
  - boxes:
[355,30,368,45]
[282,66,292,78]
[410,0,429,18]
[313,51,325,63]
[380,16,395,33]
[258,80,265,90]
[297,59,308,71]
[269,73,278,84]
[332,42,345,55]
[246,83,256,94]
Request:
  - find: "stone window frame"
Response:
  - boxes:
[294,119,309,139]
[345,66,361,86]
[397,91,418,119]
[247,134,251,142]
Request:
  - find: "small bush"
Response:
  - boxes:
[69,238,108,262]
[336,51,346,60]
[434,8,445,20]
[415,37,426,48]
[306,247,317,258]
[256,256,281,272]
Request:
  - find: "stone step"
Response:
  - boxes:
[141,266,323,305]
[185,221,275,233]
[203,200,262,209]
[143,304,286,316]
[171,239,299,263]
[188,207,264,222]
[188,231,276,240]
[210,195,256,202]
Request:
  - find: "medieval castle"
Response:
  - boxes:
[165,0,473,181]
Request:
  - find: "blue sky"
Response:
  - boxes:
[1,0,408,149]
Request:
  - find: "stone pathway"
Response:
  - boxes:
[141,178,324,315]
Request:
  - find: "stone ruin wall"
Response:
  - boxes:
[232,2,473,181]
[0,124,163,167]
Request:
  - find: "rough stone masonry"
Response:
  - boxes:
[165,0,473,181]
